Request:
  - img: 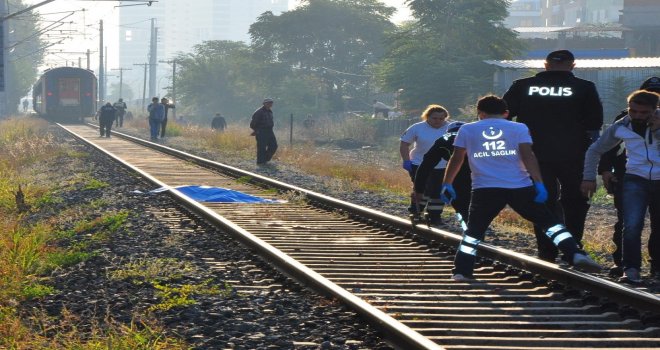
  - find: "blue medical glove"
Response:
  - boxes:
[402,160,413,172]
[533,182,548,203]
[440,183,456,204]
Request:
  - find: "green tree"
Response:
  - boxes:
[107,83,135,102]
[375,0,524,113]
[6,0,45,114]
[249,0,395,112]
[175,40,278,122]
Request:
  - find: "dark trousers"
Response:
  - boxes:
[408,165,471,221]
[408,165,444,220]
[160,118,168,138]
[533,159,590,262]
[99,116,114,137]
[115,112,124,127]
[453,186,580,277]
[255,128,278,164]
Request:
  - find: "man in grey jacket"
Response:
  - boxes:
[581,90,660,283]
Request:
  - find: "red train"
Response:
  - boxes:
[33,67,97,122]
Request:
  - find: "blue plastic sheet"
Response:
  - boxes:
[151,185,283,203]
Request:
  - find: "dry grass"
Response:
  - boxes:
[277,143,410,194]
[0,308,188,349]
[0,117,187,349]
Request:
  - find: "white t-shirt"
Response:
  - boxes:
[400,121,450,168]
[453,118,533,189]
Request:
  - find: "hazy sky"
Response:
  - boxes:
[22,0,411,72]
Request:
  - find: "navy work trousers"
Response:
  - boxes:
[255,128,278,164]
[99,116,114,137]
[533,159,590,262]
[453,186,580,277]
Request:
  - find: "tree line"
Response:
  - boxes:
[171,0,523,123]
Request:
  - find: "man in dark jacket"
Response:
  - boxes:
[160,97,175,138]
[147,97,164,141]
[113,98,127,127]
[250,98,278,165]
[503,49,604,262]
[211,113,227,131]
[97,102,117,137]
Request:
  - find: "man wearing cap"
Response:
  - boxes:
[596,77,660,279]
[503,49,603,263]
[250,98,278,165]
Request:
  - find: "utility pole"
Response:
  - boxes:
[111,67,132,100]
[159,59,178,119]
[99,19,104,104]
[133,63,151,112]
[86,49,90,70]
[104,46,108,99]
[148,19,157,99]
[0,1,7,118]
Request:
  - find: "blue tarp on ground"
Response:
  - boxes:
[151,185,283,203]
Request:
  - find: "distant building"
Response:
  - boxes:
[620,0,660,56]
[505,0,660,59]
[505,0,544,28]
[506,0,624,29]
[485,57,660,118]
[117,0,288,100]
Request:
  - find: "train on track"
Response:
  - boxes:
[32,67,97,122]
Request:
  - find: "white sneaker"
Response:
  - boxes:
[573,253,602,273]
[452,274,472,282]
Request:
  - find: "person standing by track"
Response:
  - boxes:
[97,102,117,138]
[597,77,660,277]
[503,49,603,263]
[582,90,660,283]
[160,97,175,139]
[250,98,278,165]
[147,97,165,141]
[113,98,127,127]
[211,113,227,131]
[413,121,471,222]
[441,95,601,281]
[400,104,452,226]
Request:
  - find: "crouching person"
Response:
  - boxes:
[441,95,601,281]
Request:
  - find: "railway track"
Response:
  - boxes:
[59,123,660,349]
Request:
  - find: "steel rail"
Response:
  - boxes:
[59,124,444,349]
[83,124,660,314]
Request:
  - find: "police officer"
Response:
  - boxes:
[503,50,603,263]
